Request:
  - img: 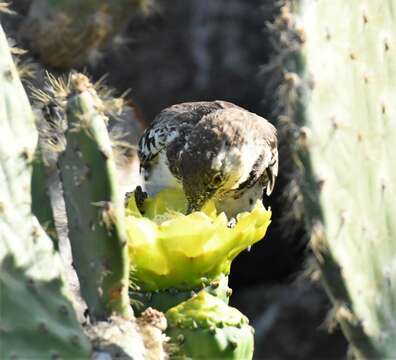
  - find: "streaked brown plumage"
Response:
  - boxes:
[138,101,278,217]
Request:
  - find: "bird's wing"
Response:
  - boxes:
[232,114,278,196]
[138,101,240,164]
[260,121,278,195]
[264,144,278,195]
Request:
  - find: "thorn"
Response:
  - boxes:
[70,335,80,346]
[325,26,331,40]
[331,116,343,130]
[310,220,327,263]
[381,101,387,115]
[316,177,326,192]
[0,3,16,14]
[362,7,368,24]
[83,308,90,319]
[37,322,48,334]
[26,278,35,289]
[340,210,350,227]
[177,334,185,344]
[384,35,390,52]
[363,72,369,84]
[210,280,220,289]
[295,26,307,44]
[297,126,312,149]
[70,73,91,94]
[380,176,386,193]
[284,72,300,89]
[4,68,13,81]
[58,304,69,316]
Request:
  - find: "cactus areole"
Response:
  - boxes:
[277,0,396,357]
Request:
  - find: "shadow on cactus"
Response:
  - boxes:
[125,187,271,292]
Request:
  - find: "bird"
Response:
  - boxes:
[138,101,278,218]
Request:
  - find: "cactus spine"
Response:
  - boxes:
[0,24,91,359]
[273,1,396,357]
[57,74,133,321]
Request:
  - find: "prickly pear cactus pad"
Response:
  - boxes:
[59,74,132,321]
[125,188,271,291]
[0,25,91,359]
[166,291,254,359]
[288,0,396,357]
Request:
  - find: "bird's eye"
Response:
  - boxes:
[213,174,223,185]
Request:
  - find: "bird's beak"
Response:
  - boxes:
[186,197,207,214]
[186,202,196,214]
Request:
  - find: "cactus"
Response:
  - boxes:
[28,71,169,358]
[166,291,254,359]
[0,23,91,359]
[31,147,58,246]
[125,187,271,312]
[54,73,133,321]
[131,273,232,315]
[269,0,396,357]
[20,0,155,68]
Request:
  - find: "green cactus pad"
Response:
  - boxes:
[276,0,396,357]
[126,188,271,291]
[166,291,254,359]
[0,256,91,359]
[59,74,132,321]
[31,152,58,247]
[0,24,91,359]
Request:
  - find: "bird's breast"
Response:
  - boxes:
[142,152,182,197]
[215,181,264,218]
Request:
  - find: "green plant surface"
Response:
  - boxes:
[286,0,396,357]
[0,24,91,359]
[58,74,132,321]
[166,291,254,359]
[131,273,231,314]
[31,151,58,247]
[126,188,272,291]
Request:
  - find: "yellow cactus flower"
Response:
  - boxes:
[125,188,271,291]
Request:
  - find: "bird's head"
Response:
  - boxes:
[183,168,228,213]
[174,132,244,213]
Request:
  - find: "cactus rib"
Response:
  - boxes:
[58,74,132,321]
[271,1,396,357]
[0,24,91,359]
